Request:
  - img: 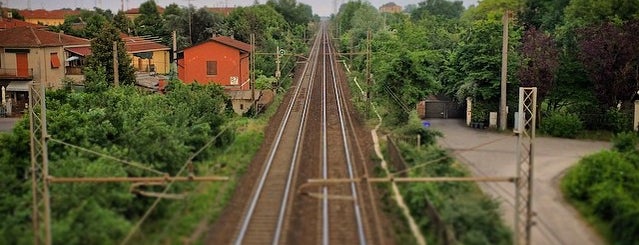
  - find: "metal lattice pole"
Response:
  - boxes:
[514,87,536,245]
[29,83,51,245]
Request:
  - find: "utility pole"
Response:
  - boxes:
[366,30,371,102]
[185,0,195,45]
[172,30,177,79]
[29,83,51,245]
[250,34,256,116]
[275,45,281,79]
[113,41,119,87]
[515,87,537,245]
[499,11,510,130]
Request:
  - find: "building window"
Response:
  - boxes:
[50,52,60,69]
[206,61,217,75]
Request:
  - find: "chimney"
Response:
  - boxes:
[7,11,12,19]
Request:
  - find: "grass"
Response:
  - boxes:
[576,130,615,141]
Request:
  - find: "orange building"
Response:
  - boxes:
[177,36,252,90]
[18,9,80,26]
[125,6,165,20]
[379,2,402,14]
[206,7,235,16]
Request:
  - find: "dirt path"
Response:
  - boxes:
[431,119,607,245]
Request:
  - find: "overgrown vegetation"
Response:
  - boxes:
[392,116,512,244]
[335,0,639,243]
[0,81,232,244]
[0,0,313,243]
[562,132,639,244]
[540,112,583,138]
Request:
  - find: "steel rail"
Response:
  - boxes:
[326,28,367,245]
[271,28,322,245]
[321,27,330,245]
[233,29,323,245]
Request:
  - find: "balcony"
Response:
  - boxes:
[65,66,83,75]
[0,68,33,80]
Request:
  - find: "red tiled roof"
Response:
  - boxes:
[380,2,399,8]
[206,7,235,16]
[66,46,91,56]
[0,18,46,29]
[125,6,165,15]
[0,26,89,48]
[19,9,80,20]
[120,34,170,53]
[210,36,252,52]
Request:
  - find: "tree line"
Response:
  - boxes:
[334,0,638,243]
[0,0,316,244]
[49,0,316,87]
[335,0,639,135]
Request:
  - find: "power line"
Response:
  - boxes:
[49,138,166,175]
[120,126,231,245]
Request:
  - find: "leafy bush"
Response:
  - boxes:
[563,150,636,201]
[610,209,639,245]
[540,112,583,138]
[612,131,638,153]
[0,83,233,244]
[562,150,639,244]
[605,109,633,133]
[398,140,511,244]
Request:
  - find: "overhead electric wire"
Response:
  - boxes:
[120,126,230,245]
[49,138,165,175]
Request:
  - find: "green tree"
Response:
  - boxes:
[85,23,136,86]
[83,12,108,39]
[266,0,313,27]
[190,8,226,44]
[162,3,191,49]
[52,9,110,39]
[411,0,465,20]
[226,5,288,45]
[442,19,521,111]
[113,10,133,34]
[564,0,639,27]
[519,0,570,30]
[462,0,522,21]
[134,0,166,38]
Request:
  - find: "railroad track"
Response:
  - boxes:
[232,22,385,245]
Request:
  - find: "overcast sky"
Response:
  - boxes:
[7,0,479,17]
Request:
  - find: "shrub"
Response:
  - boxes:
[563,150,634,200]
[589,182,633,221]
[612,131,638,153]
[610,209,639,245]
[605,109,633,133]
[563,150,639,244]
[540,112,583,138]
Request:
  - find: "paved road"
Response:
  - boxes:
[430,119,607,245]
[0,118,20,132]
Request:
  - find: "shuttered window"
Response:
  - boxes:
[206,61,217,75]
[50,52,61,69]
